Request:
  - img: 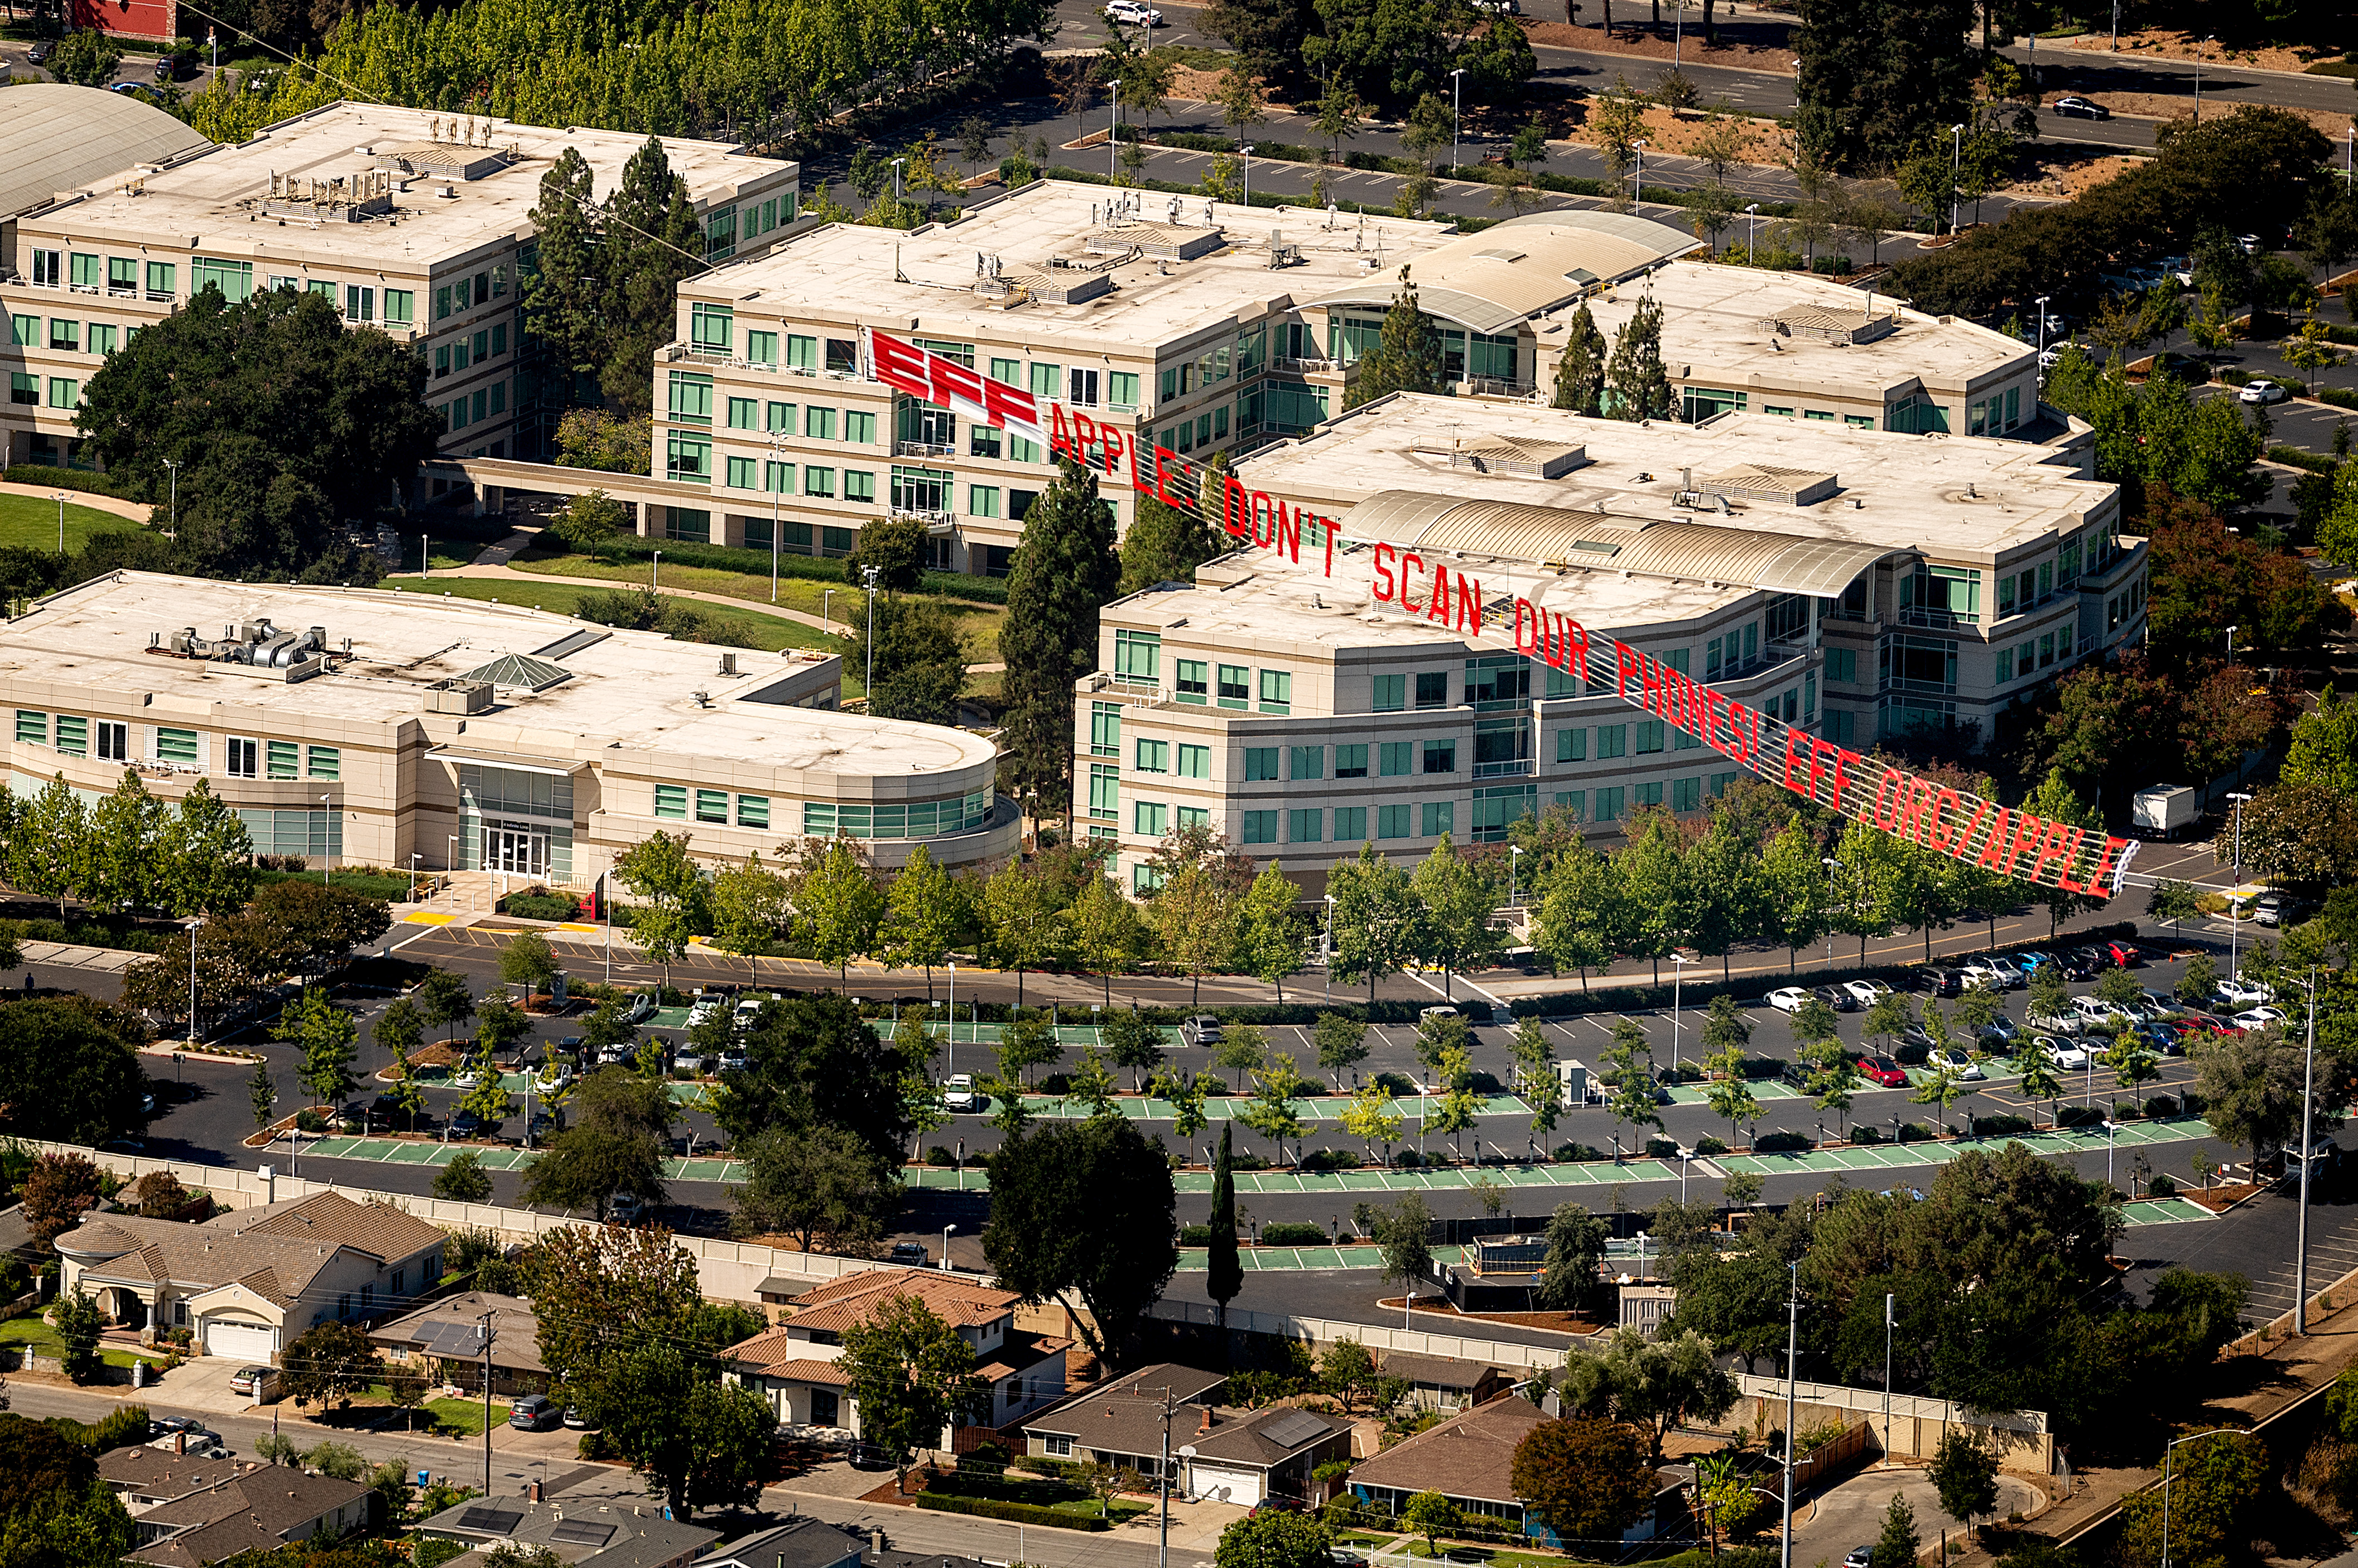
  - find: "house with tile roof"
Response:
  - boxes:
[95,1448,371,1567]
[54,1190,447,1362]
[1344,1396,1687,1547]
[719,1268,1068,1442]
[1018,1363,1352,1509]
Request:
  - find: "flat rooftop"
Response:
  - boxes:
[682,179,1455,350]
[6,574,994,783]
[26,102,795,271]
[1538,259,2033,394]
[1235,394,2115,566]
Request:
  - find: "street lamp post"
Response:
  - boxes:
[652,550,662,591]
[2101,1118,2118,1185]
[186,914,203,1047]
[162,456,180,538]
[1241,144,1253,206]
[1450,69,1465,174]
[2297,968,2319,1333]
[2035,295,2052,359]
[1671,952,1693,1067]
[2193,37,2215,121]
[1821,856,1842,971]
[1745,203,1760,263]
[52,491,65,554]
[822,587,834,637]
[1632,139,1647,208]
[2226,790,2252,977]
[409,852,423,903]
[892,157,908,210]
[941,1221,957,1271]
[1509,845,1522,906]
[1948,123,1964,234]
[766,431,789,602]
[1322,894,1336,1003]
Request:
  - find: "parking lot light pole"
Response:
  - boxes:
[1821,857,1842,971]
[2226,791,2252,977]
[1745,203,1759,263]
[2297,968,2319,1333]
[1671,952,1693,1068]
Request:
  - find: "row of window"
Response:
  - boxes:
[702,192,796,262]
[433,321,508,378]
[1754,404,1879,428]
[440,380,508,433]
[11,314,126,358]
[8,373,77,410]
[648,783,992,839]
[12,711,339,778]
[434,266,511,323]
[655,784,771,829]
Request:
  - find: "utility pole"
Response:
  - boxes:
[1781,1261,1798,1568]
[2297,968,2318,1333]
[478,1310,498,1493]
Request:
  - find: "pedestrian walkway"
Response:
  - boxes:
[446,561,839,634]
[1714,1117,2212,1177]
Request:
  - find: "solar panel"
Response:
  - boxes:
[454,1506,524,1535]
[548,1522,617,1548]
[414,1321,487,1358]
[1257,1412,1330,1450]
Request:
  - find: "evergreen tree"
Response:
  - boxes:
[1794,0,1976,169]
[1207,1122,1243,1334]
[1550,301,1606,416]
[599,137,707,416]
[1120,456,1230,595]
[1349,266,1445,407]
[1603,293,1673,421]
[524,147,608,388]
[1869,1493,1921,1568]
[1206,0,1320,89]
[998,458,1120,807]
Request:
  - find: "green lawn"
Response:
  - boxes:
[376,576,838,655]
[424,1396,495,1435]
[0,1314,166,1370]
[0,494,141,552]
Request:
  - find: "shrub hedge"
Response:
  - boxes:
[1260,1221,1329,1246]
[913,1495,1110,1531]
[0,464,142,501]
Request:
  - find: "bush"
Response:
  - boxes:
[2145,1094,2181,1118]
[1893,1039,1931,1065]
[1552,1141,1605,1162]
[294,1108,329,1133]
[1299,1147,1363,1171]
[2319,387,2358,411]
[0,462,140,501]
[2149,1173,2179,1197]
[1973,1114,2033,1136]
[1260,1221,1329,1246]
[1753,1131,1813,1154]
[1180,1223,1214,1245]
[968,1439,1013,1469]
[1693,1135,1729,1156]
[1895,1122,1936,1143]
[2056,1104,2106,1128]
[1393,1149,1421,1168]
[1853,1125,1885,1144]
[413,1540,471,1568]
[1645,1136,1681,1158]
[498,889,578,920]
[927,1145,959,1167]
[913,1494,1111,1531]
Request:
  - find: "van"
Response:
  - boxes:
[509,1393,561,1430]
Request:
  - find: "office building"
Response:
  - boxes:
[1076,393,2140,892]
[2,100,797,469]
[0,571,1014,883]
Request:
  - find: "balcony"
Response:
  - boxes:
[1472,759,1534,780]
[1272,355,1334,375]
[1460,375,1536,398]
[892,508,954,532]
[894,441,956,459]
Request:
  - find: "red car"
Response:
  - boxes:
[2104,940,2146,968]
[1855,1054,1908,1088]
[2171,1015,2234,1040]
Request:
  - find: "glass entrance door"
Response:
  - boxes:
[484,822,548,877]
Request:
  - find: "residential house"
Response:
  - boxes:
[370,1290,549,1395]
[96,1449,370,1568]
[721,1269,1069,1440]
[695,1521,993,1568]
[1018,1363,1352,1508]
[54,1190,447,1360]
[412,1497,718,1568]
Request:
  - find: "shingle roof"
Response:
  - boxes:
[692,1517,866,1568]
[124,1467,369,1566]
[63,1191,442,1310]
[724,1340,853,1387]
[416,1497,720,1568]
[779,1270,1018,1334]
[224,1191,447,1262]
[1020,1365,1340,1468]
[1344,1396,1551,1506]
[1373,1351,1501,1389]
[371,1291,547,1374]
[95,1449,254,1500]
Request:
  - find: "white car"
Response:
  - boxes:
[596,1043,634,1066]
[2071,995,2128,1023]
[2027,1009,2084,1037]
[2238,380,2289,406]
[622,992,656,1025]
[1104,0,1163,23]
[1841,981,1887,1008]
[2216,976,2273,1007]
[716,1049,749,1074]
[1766,987,1812,1014]
[1926,1049,1985,1081]
[2049,1040,2092,1070]
[450,1068,485,1091]
[533,1066,572,1093]
[732,997,763,1032]
[2234,1006,2289,1030]
[944,1074,983,1112]
[686,997,724,1028]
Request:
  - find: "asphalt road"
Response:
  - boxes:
[1994,34,2358,121]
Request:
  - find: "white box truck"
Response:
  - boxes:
[2133,784,2197,839]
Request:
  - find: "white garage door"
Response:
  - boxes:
[205,1320,276,1362]
[1190,1466,1261,1507]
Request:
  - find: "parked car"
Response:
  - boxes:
[673,1050,710,1077]
[534,1065,572,1093]
[1813,985,1860,1013]
[448,1109,485,1139]
[595,1043,633,1066]
[2049,94,2111,119]
[622,992,657,1024]
[2048,1040,2092,1070]
[1180,1014,1225,1046]
[1767,986,1812,1013]
[609,1191,648,1224]
[1105,0,1164,22]
[2238,379,2290,406]
[527,1111,560,1140]
[2011,951,2058,976]
[717,1048,749,1074]
[1249,1497,1304,1517]
[1914,967,1962,997]
[686,996,724,1029]
[1855,1054,1908,1088]
[2216,976,2274,1007]
[889,1241,930,1266]
[2059,949,2106,981]
[450,1068,485,1091]
[1841,981,1887,1009]
[1894,1025,1937,1056]
[733,997,764,1031]
[2027,1009,2085,1037]
[1844,1549,1876,1568]
[228,1366,272,1396]
[26,40,52,64]
[509,1394,562,1431]
[1976,1014,2022,1047]
[943,1074,983,1112]
[2234,1006,2290,1030]
[563,1406,591,1430]
[1926,1049,1985,1081]
[2253,890,2311,928]
[1971,957,2028,990]
[2071,995,2126,1024]
[1779,1060,1813,1089]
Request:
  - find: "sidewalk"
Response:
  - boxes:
[0,480,151,523]
[441,560,841,635]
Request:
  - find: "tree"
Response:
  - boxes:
[248,1060,279,1135]
[22,1152,105,1252]
[0,996,150,1147]
[1341,1082,1404,1165]
[1510,1417,1657,1544]
[1869,1493,1921,1568]
[791,836,884,979]
[595,1343,777,1517]
[274,989,359,1111]
[613,831,707,985]
[1365,1194,1434,1318]
[530,1223,705,1393]
[1591,80,1648,189]
[1928,1430,1999,1528]
[1411,836,1500,1001]
[1240,1053,1312,1165]
[282,1321,382,1411]
[54,1289,102,1383]
[1146,843,1245,1006]
[47,28,123,85]
[1349,266,1445,406]
[2192,1026,2309,1166]
[1538,1201,1609,1313]
[1705,1050,1762,1148]
[1103,1009,1167,1092]
[1320,1339,1380,1412]
[983,1117,1177,1367]
[474,992,532,1059]
[1234,863,1305,998]
[9,774,87,917]
[1402,1491,1460,1552]
[1550,301,1608,416]
[999,457,1120,804]
[1759,820,1831,972]
[497,933,560,1003]
[1315,1012,1370,1085]
[1555,1328,1740,1463]
[2116,1429,2268,1568]
[159,779,257,916]
[521,1067,673,1222]
[882,845,962,993]
[998,1009,1064,1088]
[1121,477,1229,595]
[708,852,788,973]
[84,771,166,915]
[597,137,706,416]
[524,146,607,388]
[76,289,434,581]
[1207,1122,1244,1331]
[548,489,628,556]
[710,993,913,1171]
[1329,843,1427,1002]
[1794,0,1974,169]
[1602,1019,1663,1159]
[844,515,929,595]
[416,969,477,1044]
[433,1150,494,1203]
[840,1291,989,1492]
[1213,1511,1333,1568]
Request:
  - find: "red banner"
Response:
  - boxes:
[862,330,2135,898]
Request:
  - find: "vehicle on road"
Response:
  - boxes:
[1104,0,1163,22]
[889,1241,930,1266]
[1766,986,1812,1012]
[27,41,52,63]
[1180,1014,1224,1046]
[2132,784,2197,838]
[1844,1549,1875,1568]
[1855,1054,1908,1088]
[943,1074,983,1112]
[2238,380,2289,406]
[2049,95,2110,119]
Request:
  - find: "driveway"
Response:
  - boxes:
[148,1355,265,1419]
[1794,1464,2047,1559]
